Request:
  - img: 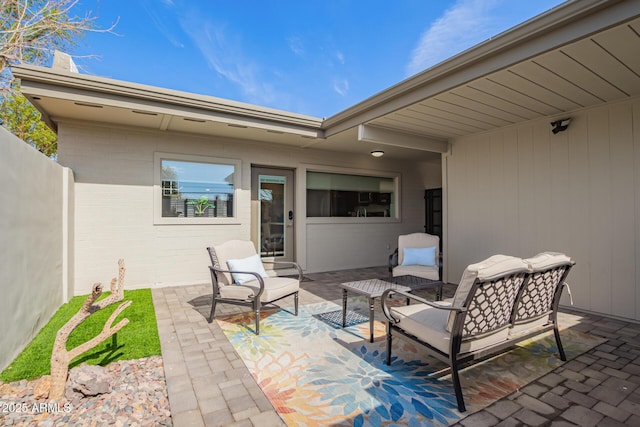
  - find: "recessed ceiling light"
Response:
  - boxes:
[370,150,384,157]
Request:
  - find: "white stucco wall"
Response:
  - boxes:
[445,97,640,321]
[57,122,432,295]
[0,127,72,371]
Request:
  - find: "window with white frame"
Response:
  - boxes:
[155,153,239,223]
[306,171,397,218]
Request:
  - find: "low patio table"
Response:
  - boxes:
[338,276,443,343]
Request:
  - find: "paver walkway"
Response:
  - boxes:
[152,267,640,427]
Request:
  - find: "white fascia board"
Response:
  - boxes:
[358,124,450,153]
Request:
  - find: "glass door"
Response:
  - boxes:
[251,167,295,262]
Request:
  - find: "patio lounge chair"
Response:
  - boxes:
[388,232,440,280]
[381,253,574,412]
[207,240,302,334]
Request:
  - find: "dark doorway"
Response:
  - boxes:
[424,188,442,249]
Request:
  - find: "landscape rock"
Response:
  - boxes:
[68,363,112,396]
[0,356,171,426]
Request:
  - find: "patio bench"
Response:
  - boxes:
[381,252,574,412]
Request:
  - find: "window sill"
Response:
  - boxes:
[305,217,400,225]
[153,217,242,225]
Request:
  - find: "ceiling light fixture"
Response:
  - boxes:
[370,150,384,157]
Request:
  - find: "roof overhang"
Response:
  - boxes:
[13,64,324,145]
[323,0,640,142]
[11,0,640,160]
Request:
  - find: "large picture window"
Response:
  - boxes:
[306,171,397,218]
[155,153,239,224]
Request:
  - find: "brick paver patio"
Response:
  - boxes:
[152,266,640,427]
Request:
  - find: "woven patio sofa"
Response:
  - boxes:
[381,252,574,412]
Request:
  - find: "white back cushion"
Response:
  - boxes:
[398,233,439,265]
[227,254,269,285]
[212,240,259,285]
[524,252,572,272]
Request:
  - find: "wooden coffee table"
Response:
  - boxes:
[338,276,442,342]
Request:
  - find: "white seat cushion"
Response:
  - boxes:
[392,264,439,281]
[390,304,509,355]
[509,317,549,337]
[219,276,299,302]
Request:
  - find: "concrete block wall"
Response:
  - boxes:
[0,126,73,371]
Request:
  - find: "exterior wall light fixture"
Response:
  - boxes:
[550,118,571,134]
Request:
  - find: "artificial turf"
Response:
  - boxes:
[0,289,161,382]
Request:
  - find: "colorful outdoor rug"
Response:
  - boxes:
[217,299,604,426]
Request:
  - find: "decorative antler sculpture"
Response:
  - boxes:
[49,259,131,399]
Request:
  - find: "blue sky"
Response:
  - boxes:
[71,0,566,118]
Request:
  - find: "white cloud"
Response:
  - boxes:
[180,19,280,106]
[288,35,305,56]
[335,51,345,64]
[142,0,184,48]
[333,79,349,96]
[406,0,503,77]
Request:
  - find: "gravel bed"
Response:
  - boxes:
[0,356,171,426]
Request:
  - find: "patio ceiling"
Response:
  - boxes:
[12,0,640,161]
[318,0,640,159]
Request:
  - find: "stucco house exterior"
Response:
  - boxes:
[3,0,640,370]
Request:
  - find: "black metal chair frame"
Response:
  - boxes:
[382,262,573,412]
[207,246,301,335]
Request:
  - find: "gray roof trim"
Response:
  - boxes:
[11,64,323,130]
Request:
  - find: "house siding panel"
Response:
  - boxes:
[446,97,640,321]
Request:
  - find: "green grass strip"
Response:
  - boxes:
[0,289,161,382]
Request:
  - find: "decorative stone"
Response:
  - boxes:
[68,363,111,396]
[0,356,170,426]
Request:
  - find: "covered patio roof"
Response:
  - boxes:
[12,0,640,161]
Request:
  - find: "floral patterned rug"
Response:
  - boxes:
[216,299,604,426]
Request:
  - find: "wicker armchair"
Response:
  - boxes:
[207,240,301,334]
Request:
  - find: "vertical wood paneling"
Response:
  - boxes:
[502,129,520,255]
[476,135,493,258]
[447,98,640,321]
[532,125,551,253]
[517,126,536,255]
[609,103,636,318]
[490,133,507,250]
[446,144,465,278]
[567,114,591,309]
[587,108,613,315]
[548,126,571,253]
[468,137,485,261]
